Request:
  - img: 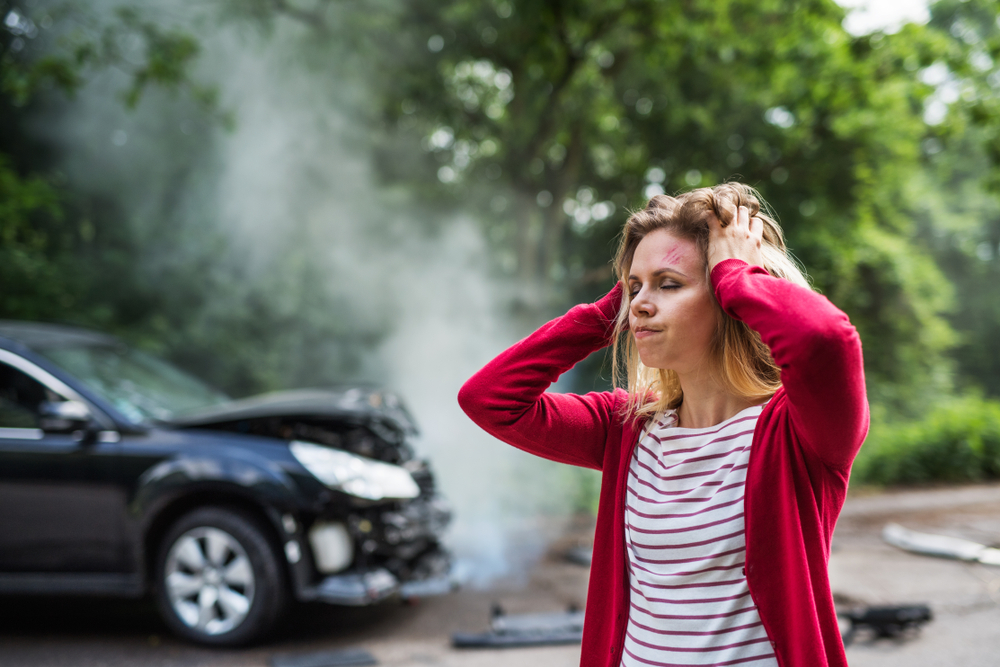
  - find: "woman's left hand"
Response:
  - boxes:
[707,204,765,271]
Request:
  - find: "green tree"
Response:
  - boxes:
[0,1,212,323]
[908,0,1000,400]
[371,0,969,413]
[0,1,391,395]
[7,0,1000,420]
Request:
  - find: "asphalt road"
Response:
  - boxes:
[832,484,1000,667]
[2,484,1000,667]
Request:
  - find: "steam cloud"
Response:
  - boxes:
[42,11,597,585]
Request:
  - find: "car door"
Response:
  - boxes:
[0,353,125,574]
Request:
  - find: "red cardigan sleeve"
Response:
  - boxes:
[457,287,626,471]
[711,258,869,470]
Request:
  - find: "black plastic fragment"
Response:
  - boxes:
[452,607,585,649]
[269,648,377,667]
[840,604,932,646]
[563,545,593,567]
[452,628,583,648]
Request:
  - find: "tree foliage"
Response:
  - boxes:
[855,393,1000,485]
[3,0,1000,421]
[371,0,991,412]
[0,0,215,309]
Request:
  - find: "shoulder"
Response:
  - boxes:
[756,387,788,423]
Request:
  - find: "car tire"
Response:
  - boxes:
[153,506,288,646]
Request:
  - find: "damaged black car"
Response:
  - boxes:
[0,321,454,646]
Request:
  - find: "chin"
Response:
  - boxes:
[637,353,670,371]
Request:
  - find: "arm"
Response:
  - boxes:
[711,258,869,470]
[457,287,625,470]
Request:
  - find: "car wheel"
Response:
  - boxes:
[153,507,288,646]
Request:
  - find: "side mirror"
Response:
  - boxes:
[39,400,94,434]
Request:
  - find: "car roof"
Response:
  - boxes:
[0,320,119,350]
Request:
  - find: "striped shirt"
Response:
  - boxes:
[620,404,778,667]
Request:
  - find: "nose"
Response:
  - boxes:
[630,286,655,319]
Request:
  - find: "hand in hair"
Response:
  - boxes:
[707,204,764,272]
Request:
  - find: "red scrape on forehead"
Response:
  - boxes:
[661,246,685,267]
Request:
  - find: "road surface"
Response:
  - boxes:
[3,485,1000,666]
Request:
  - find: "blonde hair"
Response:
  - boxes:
[611,182,811,419]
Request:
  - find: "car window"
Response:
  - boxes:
[0,363,62,429]
[39,345,230,424]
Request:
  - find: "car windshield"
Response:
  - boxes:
[39,344,231,424]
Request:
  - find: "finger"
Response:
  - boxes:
[748,214,763,238]
[707,208,726,231]
[722,205,740,229]
[736,205,749,232]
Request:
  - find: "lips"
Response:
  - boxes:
[633,327,661,340]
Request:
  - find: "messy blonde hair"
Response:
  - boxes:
[611,182,811,419]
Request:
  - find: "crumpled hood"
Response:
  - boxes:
[168,387,418,434]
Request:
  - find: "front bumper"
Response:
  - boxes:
[283,474,453,606]
[300,550,457,605]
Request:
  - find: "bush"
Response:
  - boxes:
[853,395,1000,486]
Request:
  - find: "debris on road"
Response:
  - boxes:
[839,605,933,646]
[883,523,1000,565]
[270,648,378,667]
[452,604,584,648]
[562,545,592,567]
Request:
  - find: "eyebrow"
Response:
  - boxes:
[629,267,689,281]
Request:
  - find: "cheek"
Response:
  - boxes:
[680,293,720,336]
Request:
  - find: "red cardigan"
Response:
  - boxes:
[458,258,869,667]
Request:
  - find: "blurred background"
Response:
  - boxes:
[5,0,1000,662]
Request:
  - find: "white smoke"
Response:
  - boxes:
[44,7,599,584]
[217,35,600,584]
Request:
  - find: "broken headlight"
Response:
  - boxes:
[290,440,420,501]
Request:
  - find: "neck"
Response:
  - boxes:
[674,369,762,429]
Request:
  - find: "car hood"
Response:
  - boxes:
[167,387,418,434]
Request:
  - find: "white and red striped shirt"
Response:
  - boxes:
[620,404,778,667]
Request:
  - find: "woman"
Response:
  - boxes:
[458,182,868,667]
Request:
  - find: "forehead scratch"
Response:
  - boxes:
[661,247,684,266]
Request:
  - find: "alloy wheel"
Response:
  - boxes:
[164,526,256,635]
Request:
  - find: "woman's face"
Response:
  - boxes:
[627,228,720,373]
